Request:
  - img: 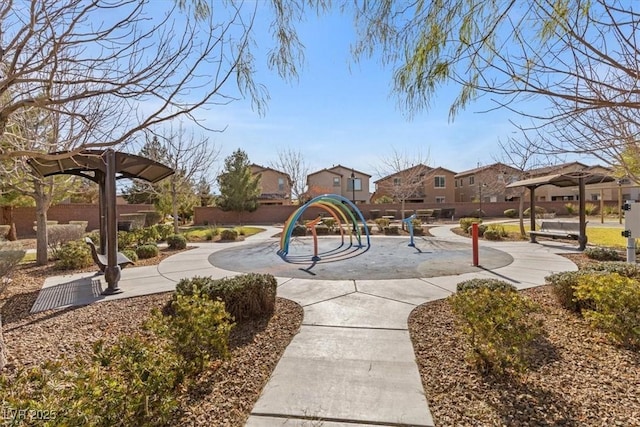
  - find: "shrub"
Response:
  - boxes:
[588,261,640,278]
[456,278,516,293]
[136,226,161,245]
[117,230,138,250]
[48,224,85,259]
[153,224,174,241]
[136,244,159,259]
[523,206,546,217]
[584,203,598,216]
[148,291,233,376]
[204,226,220,240]
[584,246,621,261]
[485,224,508,239]
[55,240,93,270]
[0,242,25,294]
[449,286,543,375]
[85,231,101,248]
[483,229,501,240]
[291,224,306,237]
[383,225,400,235]
[315,224,330,235]
[565,203,576,215]
[574,273,640,348]
[322,218,337,232]
[68,220,88,231]
[504,208,517,218]
[477,223,487,237]
[166,234,187,250]
[459,217,482,233]
[545,270,595,312]
[175,273,277,321]
[120,248,138,263]
[219,229,238,241]
[375,217,390,232]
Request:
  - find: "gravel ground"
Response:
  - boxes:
[1,247,303,427]
[408,254,640,426]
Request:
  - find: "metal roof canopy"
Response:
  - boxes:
[506,171,615,250]
[28,149,174,294]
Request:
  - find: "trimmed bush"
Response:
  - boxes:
[322,218,337,232]
[120,248,138,263]
[204,226,220,240]
[483,229,501,240]
[383,225,400,235]
[136,226,161,245]
[545,270,595,312]
[0,242,25,293]
[220,229,238,241]
[459,217,482,233]
[153,224,174,241]
[574,272,640,348]
[291,224,306,236]
[149,291,233,375]
[176,273,277,321]
[117,230,138,250]
[523,206,546,217]
[315,224,330,235]
[456,278,516,293]
[375,217,390,232]
[166,234,187,250]
[449,286,543,375]
[588,261,640,278]
[504,208,517,218]
[55,240,93,270]
[136,244,159,259]
[584,246,621,261]
[48,224,85,259]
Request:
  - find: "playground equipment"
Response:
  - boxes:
[279,194,371,260]
[401,213,418,247]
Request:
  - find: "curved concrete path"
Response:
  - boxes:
[33,225,579,426]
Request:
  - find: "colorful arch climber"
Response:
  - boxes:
[279,194,371,257]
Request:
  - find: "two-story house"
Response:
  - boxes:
[372,164,457,204]
[454,163,522,203]
[250,164,292,205]
[306,164,371,203]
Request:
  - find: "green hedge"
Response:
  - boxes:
[176,273,277,321]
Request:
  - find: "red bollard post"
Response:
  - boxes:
[472,222,479,266]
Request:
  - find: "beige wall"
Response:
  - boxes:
[455,165,521,203]
[251,165,292,205]
[307,166,370,203]
[374,166,456,203]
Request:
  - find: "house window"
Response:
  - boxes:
[591,194,600,201]
[347,178,362,191]
[469,176,475,185]
[393,177,401,186]
[435,196,445,203]
[454,179,458,188]
[333,177,340,187]
[278,177,285,192]
[434,176,445,188]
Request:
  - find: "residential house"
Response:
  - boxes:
[306,164,371,203]
[372,164,457,204]
[250,164,292,205]
[454,163,522,203]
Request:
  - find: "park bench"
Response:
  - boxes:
[416,209,437,223]
[84,237,134,272]
[528,221,585,241]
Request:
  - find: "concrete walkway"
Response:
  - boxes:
[32,225,579,426]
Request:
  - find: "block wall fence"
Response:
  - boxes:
[194,200,620,226]
[1,200,620,238]
[0,204,154,238]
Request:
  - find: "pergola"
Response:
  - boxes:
[28,149,174,294]
[506,171,615,251]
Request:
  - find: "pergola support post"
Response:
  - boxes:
[529,185,537,243]
[102,149,122,295]
[578,177,588,251]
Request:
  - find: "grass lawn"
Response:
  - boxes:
[496,222,629,248]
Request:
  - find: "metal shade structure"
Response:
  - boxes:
[28,149,174,294]
[506,171,615,250]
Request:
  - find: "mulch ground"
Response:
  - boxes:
[1,246,303,427]
[408,252,640,426]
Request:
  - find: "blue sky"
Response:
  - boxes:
[189,7,534,180]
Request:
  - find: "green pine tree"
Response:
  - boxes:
[217,149,260,220]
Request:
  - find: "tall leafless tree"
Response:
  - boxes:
[373,147,431,220]
[269,147,309,203]
[0,0,268,161]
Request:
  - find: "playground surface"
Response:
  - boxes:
[32,224,580,426]
[210,236,514,280]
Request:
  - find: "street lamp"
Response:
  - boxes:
[350,170,356,204]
